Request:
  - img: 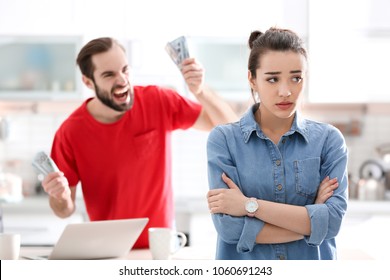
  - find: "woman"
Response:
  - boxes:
[206,27,348,260]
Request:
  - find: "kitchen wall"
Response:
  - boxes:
[0,0,306,196]
[1,101,390,199]
[302,104,390,185]
[1,0,390,199]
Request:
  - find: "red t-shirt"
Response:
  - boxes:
[51,85,201,248]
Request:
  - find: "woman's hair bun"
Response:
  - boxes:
[248,30,263,49]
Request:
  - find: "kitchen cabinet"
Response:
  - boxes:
[308,0,390,103]
[175,196,390,260]
[188,37,251,101]
[337,200,390,260]
[1,196,86,245]
[0,36,82,101]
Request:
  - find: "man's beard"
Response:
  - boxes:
[94,82,134,112]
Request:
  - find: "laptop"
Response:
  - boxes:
[25,218,148,260]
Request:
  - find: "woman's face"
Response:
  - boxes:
[249,50,307,120]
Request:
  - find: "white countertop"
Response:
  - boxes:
[3,196,390,215]
[20,246,214,260]
[337,215,390,260]
[4,196,390,260]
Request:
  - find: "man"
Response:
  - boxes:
[42,37,237,248]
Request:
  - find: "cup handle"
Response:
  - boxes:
[172,232,187,254]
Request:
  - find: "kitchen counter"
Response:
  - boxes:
[19,246,214,260]
[176,197,390,260]
[4,196,390,217]
[18,245,378,260]
[2,196,86,245]
[175,196,390,215]
[337,215,390,260]
[4,197,390,259]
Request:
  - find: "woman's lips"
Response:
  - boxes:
[276,102,293,110]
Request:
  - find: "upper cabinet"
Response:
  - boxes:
[187,37,250,101]
[308,0,390,103]
[0,36,82,101]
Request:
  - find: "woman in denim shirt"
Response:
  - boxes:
[207,27,348,260]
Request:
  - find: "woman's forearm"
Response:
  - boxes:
[254,199,311,236]
[256,223,304,244]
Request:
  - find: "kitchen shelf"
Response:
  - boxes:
[0,35,82,101]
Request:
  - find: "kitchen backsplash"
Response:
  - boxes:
[1,101,390,198]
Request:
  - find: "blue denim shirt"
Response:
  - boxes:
[207,104,348,260]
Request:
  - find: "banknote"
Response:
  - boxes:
[32,151,59,176]
[165,36,189,68]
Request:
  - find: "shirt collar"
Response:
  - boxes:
[239,104,310,143]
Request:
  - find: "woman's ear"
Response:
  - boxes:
[82,75,95,90]
[248,70,257,91]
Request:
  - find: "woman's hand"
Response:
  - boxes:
[207,173,338,217]
[315,176,339,204]
[207,173,247,216]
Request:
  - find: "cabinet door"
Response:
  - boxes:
[0,36,82,100]
[308,0,390,103]
[3,213,84,245]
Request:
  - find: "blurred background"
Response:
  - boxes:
[1,0,390,259]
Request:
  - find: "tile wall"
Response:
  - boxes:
[1,101,390,199]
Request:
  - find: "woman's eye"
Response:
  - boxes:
[267,77,278,83]
[292,76,302,83]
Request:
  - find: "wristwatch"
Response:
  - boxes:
[245,198,259,217]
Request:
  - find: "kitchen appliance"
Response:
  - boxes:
[358,159,386,200]
[0,117,9,141]
[0,172,23,202]
[376,142,390,190]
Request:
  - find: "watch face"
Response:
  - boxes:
[246,200,258,213]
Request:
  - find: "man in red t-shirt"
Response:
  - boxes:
[41,37,237,248]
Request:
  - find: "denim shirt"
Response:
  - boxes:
[207,104,348,260]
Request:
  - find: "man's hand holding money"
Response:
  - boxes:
[42,172,71,202]
[181,58,205,95]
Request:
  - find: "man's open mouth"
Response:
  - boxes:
[113,89,129,102]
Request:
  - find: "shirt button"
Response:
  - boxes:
[275,160,281,166]
[278,255,286,260]
[282,139,286,144]
[277,184,283,191]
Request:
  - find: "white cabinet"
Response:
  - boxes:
[308,0,390,103]
[0,36,82,101]
[1,197,86,245]
[176,197,390,260]
[333,200,390,260]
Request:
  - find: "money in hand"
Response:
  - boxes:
[165,36,189,68]
[32,151,59,176]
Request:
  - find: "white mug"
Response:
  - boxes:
[0,233,21,260]
[148,228,187,260]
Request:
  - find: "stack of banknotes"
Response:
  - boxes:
[165,36,189,68]
[32,151,59,176]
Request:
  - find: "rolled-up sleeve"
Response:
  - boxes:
[237,217,265,252]
[211,214,265,252]
[304,126,348,246]
[208,127,265,253]
[304,204,329,246]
